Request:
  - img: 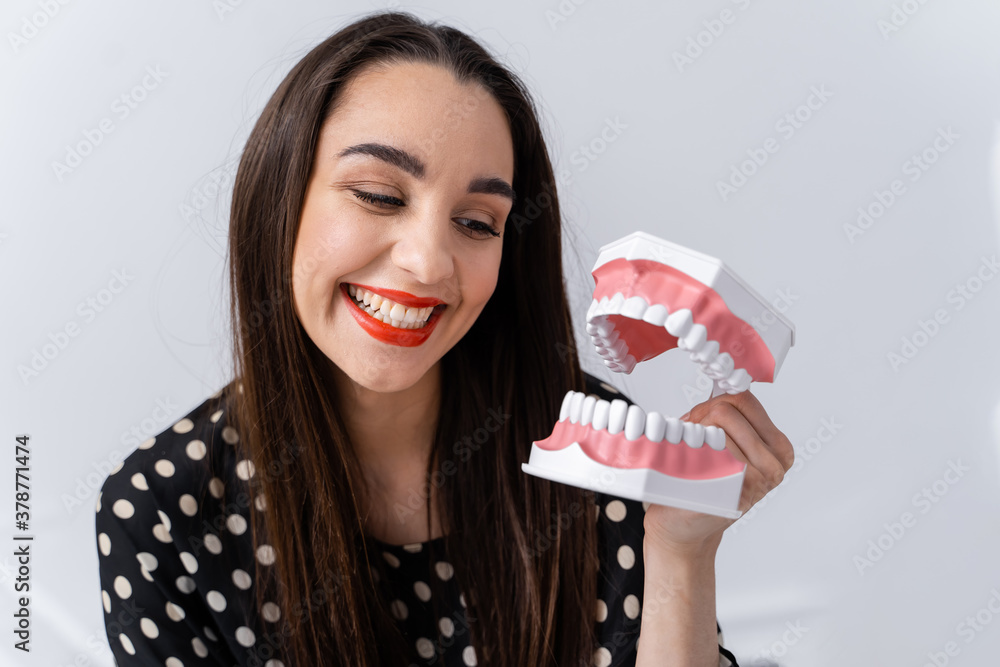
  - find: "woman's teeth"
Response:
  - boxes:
[347,284,435,330]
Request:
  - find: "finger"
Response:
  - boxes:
[701,402,787,487]
[709,391,795,473]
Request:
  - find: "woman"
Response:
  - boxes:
[95,10,791,666]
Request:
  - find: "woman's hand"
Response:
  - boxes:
[642,390,795,556]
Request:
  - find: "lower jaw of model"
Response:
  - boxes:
[522,231,795,519]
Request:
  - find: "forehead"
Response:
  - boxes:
[318,61,514,179]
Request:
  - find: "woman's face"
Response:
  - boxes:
[292,61,515,395]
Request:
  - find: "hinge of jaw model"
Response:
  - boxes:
[521,231,796,519]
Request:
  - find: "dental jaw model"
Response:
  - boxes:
[521,231,795,519]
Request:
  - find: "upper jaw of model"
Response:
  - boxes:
[521,231,796,519]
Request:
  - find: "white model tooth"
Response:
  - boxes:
[569,392,584,424]
[644,411,667,442]
[664,417,684,444]
[642,304,669,326]
[601,329,620,347]
[586,299,600,322]
[592,400,611,431]
[679,323,707,351]
[580,395,597,426]
[596,296,610,315]
[683,422,705,448]
[727,368,751,391]
[559,391,574,421]
[618,355,637,373]
[621,295,648,319]
[691,340,720,364]
[586,322,599,336]
[624,405,646,441]
[705,425,726,451]
[607,399,628,435]
[665,309,693,338]
[707,352,735,378]
[607,292,626,314]
[593,318,615,337]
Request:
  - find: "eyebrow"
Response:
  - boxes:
[336,142,516,204]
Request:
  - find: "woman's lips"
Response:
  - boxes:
[339,283,444,347]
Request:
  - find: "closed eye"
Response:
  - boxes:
[350,190,500,239]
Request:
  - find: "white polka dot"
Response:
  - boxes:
[599,381,619,394]
[166,602,185,621]
[210,409,223,423]
[235,626,255,647]
[595,598,608,622]
[232,569,252,590]
[153,523,171,543]
[112,499,135,519]
[439,617,454,637]
[402,543,423,553]
[173,418,195,434]
[155,459,175,477]
[414,581,431,602]
[140,617,159,638]
[435,561,454,580]
[264,661,284,667]
[206,590,227,612]
[102,590,111,613]
[98,533,111,556]
[192,636,208,657]
[176,576,196,594]
[226,514,247,535]
[416,637,435,659]
[180,552,198,574]
[186,439,207,460]
[119,633,135,655]
[136,552,158,572]
[593,503,600,521]
[605,500,627,522]
[139,437,155,450]
[390,599,408,620]
[624,594,640,619]
[222,426,240,444]
[594,646,612,667]
[110,459,124,475]
[166,658,183,667]
[383,551,400,568]
[209,477,225,498]
[257,544,276,565]
[113,575,132,599]
[462,645,477,665]
[642,501,651,511]
[617,544,635,570]
[95,492,101,513]
[254,494,267,511]
[261,602,281,622]
[204,534,223,555]
[236,460,255,480]
[131,473,148,490]
[459,593,466,608]
[179,494,198,516]
[204,626,218,641]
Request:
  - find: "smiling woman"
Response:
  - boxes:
[93,10,739,667]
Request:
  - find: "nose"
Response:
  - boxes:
[390,209,456,295]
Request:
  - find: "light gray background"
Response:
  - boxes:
[3,0,1000,665]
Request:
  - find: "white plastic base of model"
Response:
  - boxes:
[522,441,744,519]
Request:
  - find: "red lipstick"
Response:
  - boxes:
[340,283,444,347]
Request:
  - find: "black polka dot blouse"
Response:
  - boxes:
[94,373,739,666]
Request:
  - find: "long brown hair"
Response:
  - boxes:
[227,10,597,666]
